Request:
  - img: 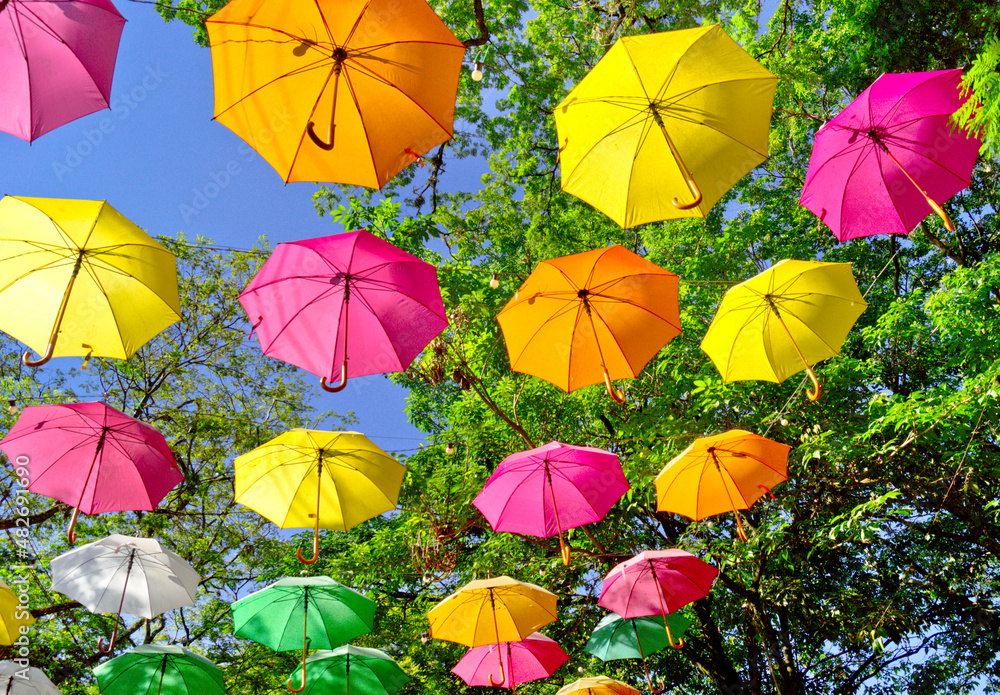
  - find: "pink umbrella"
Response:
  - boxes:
[239,230,448,393]
[597,549,718,648]
[452,633,569,692]
[0,402,183,544]
[0,0,126,142]
[800,69,982,241]
[472,442,630,566]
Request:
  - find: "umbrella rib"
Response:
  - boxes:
[345,57,458,138]
[338,68,383,188]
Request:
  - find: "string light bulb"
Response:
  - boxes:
[471,61,484,82]
[489,273,500,289]
[446,442,456,455]
[7,399,17,414]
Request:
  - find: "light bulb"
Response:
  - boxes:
[7,400,17,414]
[489,273,499,289]
[471,61,484,82]
[446,442,455,455]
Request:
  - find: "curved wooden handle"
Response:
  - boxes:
[804,365,821,401]
[671,175,702,210]
[306,122,335,151]
[320,365,348,393]
[603,369,625,403]
[22,343,54,368]
[296,530,319,565]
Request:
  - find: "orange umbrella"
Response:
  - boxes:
[206,0,466,188]
[655,430,790,541]
[496,246,681,402]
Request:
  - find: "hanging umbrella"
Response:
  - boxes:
[555,676,640,695]
[231,576,376,693]
[800,69,982,241]
[472,441,630,565]
[554,24,776,228]
[496,245,681,402]
[655,430,790,542]
[597,549,718,649]
[699,259,868,400]
[452,633,569,693]
[239,230,448,393]
[0,401,183,544]
[282,646,409,695]
[0,580,35,645]
[49,535,200,653]
[0,661,61,695]
[234,429,406,564]
[0,0,125,142]
[94,645,224,695]
[0,197,182,367]
[584,614,690,693]
[427,576,559,687]
[206,0,465,188]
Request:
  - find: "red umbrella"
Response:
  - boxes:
[800,69,982,241]
[239,230,448,393]
[597,550,718,648]
[0,402,183,544]
[451,633,568,692]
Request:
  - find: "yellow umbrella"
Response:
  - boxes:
[234,430,406,564]
[0,196,181,367]
[206,0,466,189]
[555,677,640,695]
[700,260,868,400]
[0,579,35,645]
[554,25,776,228]
[655,430,791,542]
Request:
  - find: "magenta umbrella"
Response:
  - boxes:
[472,441,630,566]
[0,402,183,544]
[239,230,448,393]
[452,633,569,692]
[800,69,981,242]
[0,0,125,142]
[597,549,718,649]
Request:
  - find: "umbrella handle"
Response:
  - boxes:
[559,535,571,566]
[320,364,348,393]
[296,527,320,565]
[67,507,81,545]
[97,623,118,654]
[879,145,955,231]
[603,369,625,403]
[488,671,507,687]
[22,343,54,368]
[306,121,335,151]
[665,620,684,649]
[671,175,702,210]
[306,60,343,151]
[804,365,821,401]
[286,663,307,693]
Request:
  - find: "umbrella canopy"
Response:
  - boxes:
[497,245,680,402]
[452,633,569,691]
[234,429,406,564]
[427,576,559,647]
[0,580,35,645]
[472,441,630,565]
[700,259,867,400]
[555,676,640,695]
[0,0,125,142]
[283,646,410,695]
[585,613,690,693]
[0,661,60,695]
[0,401,183,544]
[800,69,982,241]
[239,230,448,393]
[554,25,776,228]
[0,197,181,367]
[50,534,200,653]
[597,550,718,648]
[94,645,224,695]
[655,430,790,542]
[206,0,465,188]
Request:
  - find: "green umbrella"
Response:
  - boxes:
[231,576,376,693]
[94,644,224,695]
[584,614,691,693]
[283,646,410,695]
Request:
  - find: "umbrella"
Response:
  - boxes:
[555,676,640,695]
[0,661,60,695]
[49,534,200,653]
[584,613,691,692]
[239,230,448,393]
[94,645,224,695]
[0,580,35,645]
[472,441,630,565]
[554,25,776,228]
[0,196,181,367]
[0,0,125,142]
[699,259,868,400]
[234,429,406,564]
[655,430,791,542]
[427,576,558,686]
[282,646,409,695]
[0,401,183,544]
[452,633,569,692]
[496,245,680,402]
[597,549,718,648]
[206,0,465,188]
[231,576,376,692]
[800,69,982,241]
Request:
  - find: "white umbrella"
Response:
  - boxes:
[50,534,199,654]
[0,661,62,695]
